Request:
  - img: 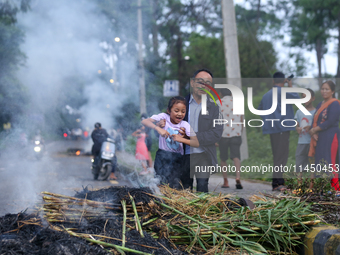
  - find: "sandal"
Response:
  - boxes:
[272,185,287,192]
[236,179,243,189]
[221,185,230,188]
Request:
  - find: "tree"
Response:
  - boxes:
[0,0,30,130]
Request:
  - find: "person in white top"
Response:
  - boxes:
[218,89,243,189]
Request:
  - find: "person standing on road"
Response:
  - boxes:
[218,88,243,189]
[180,69,223,193]
[91,122,117,180]
[308,81,340,193]
[258,72,299,192]
[141,114,153,168]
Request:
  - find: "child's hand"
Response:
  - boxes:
[296,127,302,134]
[303,125,311,132]
[171,134,183,142]
[158,128,170,138]
[157,119,166,128]
[179,127,189,139]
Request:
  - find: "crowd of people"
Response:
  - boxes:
[91,69,340,195]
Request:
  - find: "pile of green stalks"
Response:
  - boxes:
[148,186,322,254]
[39,187,322,255]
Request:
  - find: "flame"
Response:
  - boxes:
[76,150,81,156]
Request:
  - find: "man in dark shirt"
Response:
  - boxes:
[258,72,299,191]
[181,69,223,192]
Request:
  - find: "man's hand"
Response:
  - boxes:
[285,79,293,87]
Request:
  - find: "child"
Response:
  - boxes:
[295,88,316,189]
[131,125,150,175]
[142,96,199,188]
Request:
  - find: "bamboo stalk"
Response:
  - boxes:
[156,201,265,252]
[121,200,127,247]
[130,195,144,238]
[66,229,151,255]
[142,217,158,226]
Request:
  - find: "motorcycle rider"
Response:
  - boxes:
[91,122,117,180]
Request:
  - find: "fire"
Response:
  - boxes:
[76,150,81,156]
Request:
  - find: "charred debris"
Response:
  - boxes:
[0,186,333,254]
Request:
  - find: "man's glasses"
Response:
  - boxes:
[192,78,212,87]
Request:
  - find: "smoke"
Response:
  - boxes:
[17,0,139,131]
[0,0,147,215]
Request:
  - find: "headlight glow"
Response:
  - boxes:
[34,146,41,152]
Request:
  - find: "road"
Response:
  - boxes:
[0,140,131,216]
[0,140,273,216]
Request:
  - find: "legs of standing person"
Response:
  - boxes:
[270,131,290,189]
[230,136,242,188]
[154,149,182,188]
[219,138,229,187]
[110,156,117,180]
[191,153,211,193]
[147,151,153,168]
[146,139,153,168]
[180,154,193,190]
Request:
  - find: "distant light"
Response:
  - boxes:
[110,79,114,83]
[106,104,110,108]
[114,37,120,42]
[98,70,102,74]
[76,118,81,122]
[63,133,68,138]
[184,56,190,60]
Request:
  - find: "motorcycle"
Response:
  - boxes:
[33,139,44,160]
[92,137,117,180]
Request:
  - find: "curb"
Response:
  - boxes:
[304,226,340,255]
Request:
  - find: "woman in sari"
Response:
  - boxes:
[309,80,340,193]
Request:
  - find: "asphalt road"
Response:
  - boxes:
[0,139,273,216]
[0,140,131,216]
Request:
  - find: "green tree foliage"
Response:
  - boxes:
[183,32,277,79]
[0,0,30,130]
[289,0,331,80]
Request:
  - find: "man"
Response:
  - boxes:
[91,122,117,180]
[258,72,299,191]
[181,69,223,192]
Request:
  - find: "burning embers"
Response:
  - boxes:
[1,186,323,254]
[66,148,85,156]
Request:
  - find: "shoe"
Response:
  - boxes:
[236,180,243,189]
[272,185,287,192]
[221,185,230,188]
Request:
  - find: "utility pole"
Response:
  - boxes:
[221,0,249,160]
[138,0,147,114]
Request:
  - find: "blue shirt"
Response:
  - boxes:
[258,85,300,134]
[294,108,316,144]
[185,95,205,155]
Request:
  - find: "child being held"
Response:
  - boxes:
[142,96,199,188]
[295,88,316,189]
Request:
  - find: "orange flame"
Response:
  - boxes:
[76,150,81,156]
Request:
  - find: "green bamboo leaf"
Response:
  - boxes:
[237,225,258,233]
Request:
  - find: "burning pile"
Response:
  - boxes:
[1,186,324,254]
